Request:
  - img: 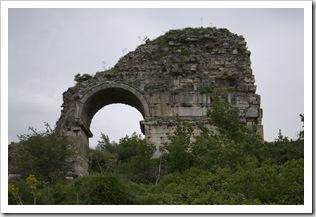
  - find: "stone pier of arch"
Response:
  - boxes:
[56,27,264,176]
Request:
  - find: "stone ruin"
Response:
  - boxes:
[56,27,263,176]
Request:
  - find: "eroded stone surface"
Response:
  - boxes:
[56,27,263,176]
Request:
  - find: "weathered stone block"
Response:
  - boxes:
[246,107,259,118]
[236,97,249,108]
[150,94,160,104]
[169,41,175,46]
[248,85,257,93]
[190,65,197,71]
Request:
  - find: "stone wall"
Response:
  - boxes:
[56,27,263,176]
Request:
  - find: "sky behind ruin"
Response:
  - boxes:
[7,5,305,147]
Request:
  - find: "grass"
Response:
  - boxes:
[200,87,235,95]
[179,50,192,57]
[108,67,119,73]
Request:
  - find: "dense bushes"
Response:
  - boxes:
[72,173,131,205]
[8,101,304,205]
[9,124,75,185]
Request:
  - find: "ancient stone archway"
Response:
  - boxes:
[56,27,263,176]
[78,83,150,132]
[57,83,151,176]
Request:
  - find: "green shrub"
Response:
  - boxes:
[74,73,92,84]
[74,173,131,205]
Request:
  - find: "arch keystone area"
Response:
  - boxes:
[56,27,263,176]
[78,82,150,129]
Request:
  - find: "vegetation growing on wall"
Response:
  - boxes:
[74,73,92,84]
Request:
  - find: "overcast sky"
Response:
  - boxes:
[8,7,304,147]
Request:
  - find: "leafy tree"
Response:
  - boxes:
[116,133,154,163]
[190,124,222,170]
[163,120,194,173]
[11,124,75,184]
[264,128,303,165]
[209,99,265,167]
[299,114,304,140]
[207,98,241,140]
[95,132,117,153]
[90,133,158,183]
[89,133,118,174]
[89,148,117,174]
[116,156,158,184]
[115,133,157,183]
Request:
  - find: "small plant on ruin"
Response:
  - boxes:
[74,73,92,84]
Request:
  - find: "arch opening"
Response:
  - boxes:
[89,103,144,147]
[79,84,150,139]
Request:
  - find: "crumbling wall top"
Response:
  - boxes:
[57,27,262,138]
